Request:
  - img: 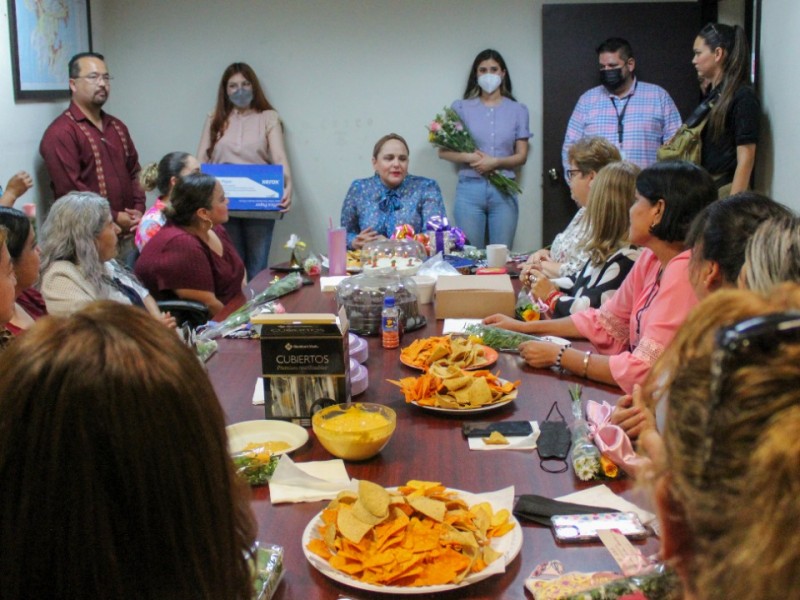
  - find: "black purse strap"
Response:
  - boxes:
[685,87,721,128]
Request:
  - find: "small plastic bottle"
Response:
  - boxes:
[381,296,400,349]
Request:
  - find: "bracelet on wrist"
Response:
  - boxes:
[554,345,568,372]
[581,350,592,379]
[546,290,564,313]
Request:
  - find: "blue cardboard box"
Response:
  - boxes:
[201,163,283,212]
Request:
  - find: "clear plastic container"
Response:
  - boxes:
[335,271,424,336]
[361,238,427,276]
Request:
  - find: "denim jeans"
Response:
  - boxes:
[224,216,276,281]
[453,177,518,249]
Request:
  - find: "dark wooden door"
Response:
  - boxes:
[541,2,703,244]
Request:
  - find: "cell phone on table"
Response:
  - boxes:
[551,512,648,542]
[461,421,533,438]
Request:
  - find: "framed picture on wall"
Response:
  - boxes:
[7,0,93,101]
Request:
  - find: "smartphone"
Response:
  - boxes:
[462,421,534,438]
[551,512,648,542]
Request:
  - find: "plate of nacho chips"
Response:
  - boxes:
[303,480,522,594]
[347,250,362,273]
[400,336,498,372]
[389,364,519,414]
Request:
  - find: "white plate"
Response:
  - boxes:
[226,420,308,455]
[302,487,522,595]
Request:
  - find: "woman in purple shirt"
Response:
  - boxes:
[438,49,531,249]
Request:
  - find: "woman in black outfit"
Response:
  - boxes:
[692,23,758,197]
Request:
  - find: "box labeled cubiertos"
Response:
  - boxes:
[252,309,350,426]
[201,163,283,212]
[434,274,515,319]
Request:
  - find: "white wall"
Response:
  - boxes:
[3,0,796,253]
[756,0,798,210]
[101,0,541,256]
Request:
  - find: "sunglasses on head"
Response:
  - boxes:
[701,311,800,478]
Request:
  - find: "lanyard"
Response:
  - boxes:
[608,79,637,146]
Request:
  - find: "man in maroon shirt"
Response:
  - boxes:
[40,52,145,259]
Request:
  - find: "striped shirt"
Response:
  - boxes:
[562,79,681,172]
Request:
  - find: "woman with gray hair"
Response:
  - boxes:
[40,191,174,326]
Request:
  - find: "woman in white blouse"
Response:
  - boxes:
[521,136,620,281]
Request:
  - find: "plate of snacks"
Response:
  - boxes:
[303,479,521,594]
[226,420,309,486]
[346,250,362,273]
[400,335,498,371]
[389,364,519,414]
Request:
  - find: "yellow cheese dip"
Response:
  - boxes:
[323,406,391,433]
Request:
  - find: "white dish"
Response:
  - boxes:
[302,487,522,595]
[226,420,308,455]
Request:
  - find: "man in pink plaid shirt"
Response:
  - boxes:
[562,38,681,174]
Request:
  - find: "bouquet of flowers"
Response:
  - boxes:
[570,385,620,481]
[427,107,522,197]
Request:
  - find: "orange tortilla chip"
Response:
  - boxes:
[306,479,515,588]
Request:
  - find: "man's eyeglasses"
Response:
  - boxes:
[701,311,800,478]
[565,169,583,182]
[74,73,113,84]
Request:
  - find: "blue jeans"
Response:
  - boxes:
[453,178,518,249]
[224,216,276,281]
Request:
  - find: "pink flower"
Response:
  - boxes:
[454,122,463,131]
[429,121,442,132]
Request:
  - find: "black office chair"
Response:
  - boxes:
[156,300,209,329]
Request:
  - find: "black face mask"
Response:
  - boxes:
[537,402,571,473]
[600,68,626,92]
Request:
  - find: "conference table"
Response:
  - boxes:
[206,270,660,599]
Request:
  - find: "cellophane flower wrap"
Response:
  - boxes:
[570,385,603,481]
[197,272,303,341]
[427,107,523,197]
[569,386,623,481]
[391,224,431,256]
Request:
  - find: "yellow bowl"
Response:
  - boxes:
[312,402,396,461]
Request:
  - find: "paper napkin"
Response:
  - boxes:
[269,455,353,504]
[468,421,540,451]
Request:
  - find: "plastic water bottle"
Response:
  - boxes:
[381,296,400,349]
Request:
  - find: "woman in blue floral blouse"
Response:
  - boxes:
[340,133,447,249]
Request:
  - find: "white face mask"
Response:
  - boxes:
[477,73,502,94]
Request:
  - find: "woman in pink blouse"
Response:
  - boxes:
[197,62,292,280]
[485,161,717,393]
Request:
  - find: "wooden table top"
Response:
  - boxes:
[206,271,659,599]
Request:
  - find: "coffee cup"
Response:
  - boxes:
[486,244,508,268]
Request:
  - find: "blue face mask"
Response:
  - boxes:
[228,88,253,108]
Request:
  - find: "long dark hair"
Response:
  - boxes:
[0,207,32,261]
[462,49,516,101]
[165,173,218,226]
[140,151,193,196]
[0,302,256,599]
[686,193,792,285]
[697,23,750,139]
[206,62,275,160]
